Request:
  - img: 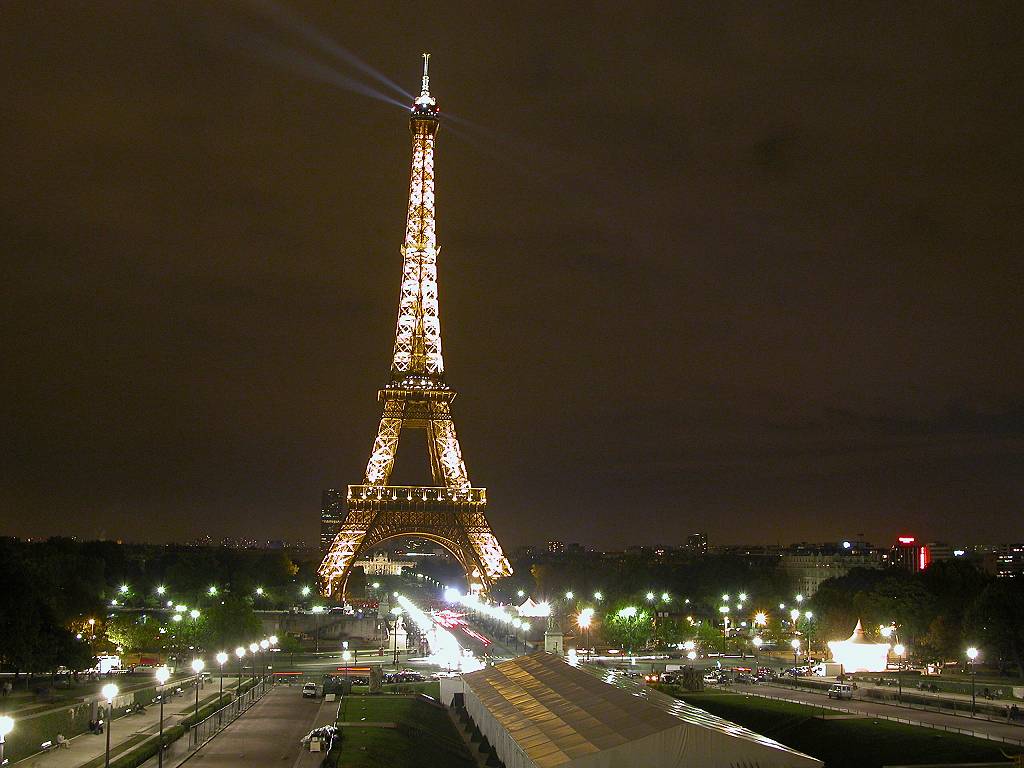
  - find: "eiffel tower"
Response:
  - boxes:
[318,55,512,598]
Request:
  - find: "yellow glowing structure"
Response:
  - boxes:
[318,55,511,597]
[827,619,891,673]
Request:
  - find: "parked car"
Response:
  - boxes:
[302,682,318,698]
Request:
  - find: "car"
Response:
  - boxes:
[828,683,853,700]
[302,682,318,698]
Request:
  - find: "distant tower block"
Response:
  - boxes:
[318,55,512,598]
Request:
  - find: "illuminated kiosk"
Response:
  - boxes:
[827,619,891,673]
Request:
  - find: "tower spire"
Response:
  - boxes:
[420,52,431,97]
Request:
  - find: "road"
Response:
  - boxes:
[729,680,1024,745]
[182,686,334,767]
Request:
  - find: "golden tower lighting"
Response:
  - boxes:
[318,54,511,597]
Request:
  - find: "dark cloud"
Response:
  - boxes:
[1,1,1022,549]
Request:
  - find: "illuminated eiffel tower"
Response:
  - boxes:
[318,55,512,598]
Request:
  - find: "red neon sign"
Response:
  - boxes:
[897,536,915,544]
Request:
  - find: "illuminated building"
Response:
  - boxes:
[318,55,511,597]
[547,540,565,555]
[890,535,930,572]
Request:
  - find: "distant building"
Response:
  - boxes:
[548,540,565,555]
[321,488,346,553]
[685,532,708,555]
[781,547,885,597]
[890,536,930,572]
[977,544,1024,578]
[512,545,538,561]
[354,552,416,576]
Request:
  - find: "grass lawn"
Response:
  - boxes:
[336,695,473,768]
[680,692,1023,768]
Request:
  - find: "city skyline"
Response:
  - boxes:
[2,3,1022,549]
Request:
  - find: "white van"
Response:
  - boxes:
[827,683,853,700]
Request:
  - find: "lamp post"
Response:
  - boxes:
[752,635,763,666]
[790,638,800,677]
[259,640,270,685]
[155,667,170,768]
[577,609,593,661]
[893,644,905,703]
[390,608,403,668]
[234,647,245,696]
[966,647,979,715]
[311,606,324,653]
[248,643,259,688]
[191,659,205,720]
[215,652,228,710]
[0,715,14,768]
[102,683,118,768]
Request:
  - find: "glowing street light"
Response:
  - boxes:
[967,646,980,714]
[594,591,603,601]
[208,586,217,596]
[189,609,200,619]
[795,594,804,604]
[156,585,166,595]
[155,668,170,768]
[754,611,768,627]
[255,587,264,596]
[892,643,906,701]
[301,586,311,597]
[119,585,129,594]
[790,608,800,622]
[235,646,245,690]
[722,594,730,602]
[661,592,670,602]
[216,652,228,708]
[645,592,655,601]
[172,614,182,622]
[102,683,118,768]
[738,592,748,602]
[191,659,205,718]
[516,589,525,597]
[565,591,574,600]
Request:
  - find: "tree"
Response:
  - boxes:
[105,615,162,653]
[278,634,302,665]
[964,580,1024,679]
[602,607,651,652]
[200,596,263,650]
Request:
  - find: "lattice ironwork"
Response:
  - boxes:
[319,56,511,597]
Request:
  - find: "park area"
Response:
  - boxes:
[330,687,475,768]
[677,690,1022,768]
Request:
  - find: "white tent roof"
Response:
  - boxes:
[456,653,822,768]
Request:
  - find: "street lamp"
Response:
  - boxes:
[191,659,205,719]
[155,667,170,768]
[102,683,118,768]
[645,592,655,602]
[565,591,574,600]
[0,715,14,767]
[311,605,324,652]
[234,647,245,694]
[752,635,763,664]
[259,640,269,683]
[594,591,603,601]
[966,646,979,714]
[892,644,906,702]
[577,609,594,661]
[216,652,228,709]
[249,643,259,687]
[661,592,670,602]
[790,638,801,676]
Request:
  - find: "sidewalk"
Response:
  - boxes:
[11,679,243,768]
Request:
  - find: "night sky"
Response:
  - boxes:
[2,2,1022,549]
